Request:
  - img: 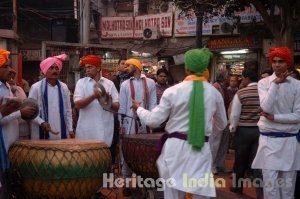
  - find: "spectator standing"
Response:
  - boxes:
[260,68,273,79]
[252,47,300,199]
[8,68,30,139]
[229,69,263,198]
[214,74,239,173]
[155,68,169,104]
[211,70,229,174]
[113,58,132,92]
[8,68,26,100]
[110,58,131,166]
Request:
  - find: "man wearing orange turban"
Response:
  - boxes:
[252,46,300,199]
[0,49,10,67]
[0,48,36,199]
[80,54,102,68]
[29,54,74,140]
[118,58,157,196]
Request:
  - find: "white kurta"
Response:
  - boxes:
[29,80,73,140]
[118,74,157,134]
[136,81,227,196]
[0,81,20,152]
[252,74,300,171]
[74,76,118,147]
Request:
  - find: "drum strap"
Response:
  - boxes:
[130,78,150,134]
[0,125,9,171]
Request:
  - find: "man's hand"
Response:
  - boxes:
[40,122,51,132]
[131,99,141,112]
[0,99,20,117]
[273,71,293,84]
[20,106,37,120]
[69,131,75,138]
[119,127,125,135]
[229,125,236,133]
[260,111,274,121]
[93,87,102,99]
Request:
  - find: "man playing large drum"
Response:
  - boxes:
[132,48,227,199]
[0,48,37,199]
[118,58,157,196]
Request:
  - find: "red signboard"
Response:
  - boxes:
[208,36,257,50]
[134,13,173,38]
[100,13,173,39]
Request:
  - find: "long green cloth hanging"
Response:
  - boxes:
[188,81,205,150]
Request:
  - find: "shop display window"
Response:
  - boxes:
[216,52,257,76]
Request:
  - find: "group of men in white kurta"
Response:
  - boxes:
[1,45,300,199]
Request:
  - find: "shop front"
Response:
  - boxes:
[208,36,262,80]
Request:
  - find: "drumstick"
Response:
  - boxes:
[48,128,59,135]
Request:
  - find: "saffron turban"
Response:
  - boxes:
[40,54,67,74]
[125,58,143,71]
[0,49,10,67]
[80,55,102,68]
[268,47,293,67]
[184,48,213,76]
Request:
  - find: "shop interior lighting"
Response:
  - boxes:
[220,49,249,54]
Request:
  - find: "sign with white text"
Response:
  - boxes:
[134,13,173,38]
[101,17,134,39]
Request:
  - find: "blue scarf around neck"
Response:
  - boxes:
[39,79,67,139]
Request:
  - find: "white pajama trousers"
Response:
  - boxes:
[262,169,296,199]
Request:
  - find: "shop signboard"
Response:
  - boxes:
[101,13,173,39]
[207,36,257,50]
[101,17,134,39]
[174,4,262,37]
[134,13,173,38]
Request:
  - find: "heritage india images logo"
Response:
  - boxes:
[103,172,294,190]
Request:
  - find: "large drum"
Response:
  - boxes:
[121,133,162,179]
[8,139,111,199]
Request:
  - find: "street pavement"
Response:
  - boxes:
[99,149,257,199]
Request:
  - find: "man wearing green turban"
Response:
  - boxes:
[132,48,227,199]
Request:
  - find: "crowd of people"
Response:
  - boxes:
[0,46,300,199]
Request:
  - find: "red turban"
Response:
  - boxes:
[80,55,102,68]
[268,47,293,67]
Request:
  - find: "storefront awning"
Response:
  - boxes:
[98,37,208,57]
